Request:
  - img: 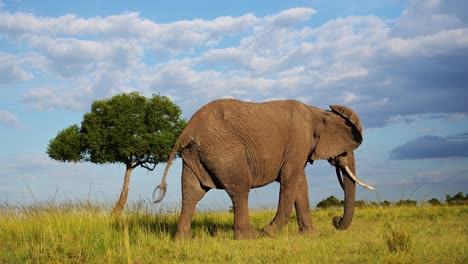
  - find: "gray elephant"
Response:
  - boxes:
[153,99,374,240]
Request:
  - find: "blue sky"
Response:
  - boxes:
[1,0,467,210]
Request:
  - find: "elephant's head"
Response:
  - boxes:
[310,105,374,231]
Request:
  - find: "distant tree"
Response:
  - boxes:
[317,195,342,209]
[355,200,367,208]
[47,92,186,215]
[446,192,468,205]
[380,200,392,207]
[428,198,441,206]
[396,199,417,207]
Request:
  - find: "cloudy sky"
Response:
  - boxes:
[1,0,467,210]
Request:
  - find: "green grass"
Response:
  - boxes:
[1,202,467,263]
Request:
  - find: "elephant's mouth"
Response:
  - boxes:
[335,165,374,191]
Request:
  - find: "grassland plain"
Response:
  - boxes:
[0,201,466,264]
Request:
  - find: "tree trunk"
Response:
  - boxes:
[111,164,134,216]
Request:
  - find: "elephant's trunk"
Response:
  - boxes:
[333,161,356,230]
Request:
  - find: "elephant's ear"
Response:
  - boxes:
[329,105,363,142]
[311,105,363,160]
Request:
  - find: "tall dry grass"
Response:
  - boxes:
[0,200,466,263]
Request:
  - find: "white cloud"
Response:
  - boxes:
[0,53,33,83]
[0,5,467,126]
[265,7,316,28]
[393,0,468,37]
[0,11,258,55]
[19,35,143,77]
[22,86,86,111]
[386,28,468,57]
[344,93,358,103]
[0,110,20,127]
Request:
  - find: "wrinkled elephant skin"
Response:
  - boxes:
[154,99,372,240]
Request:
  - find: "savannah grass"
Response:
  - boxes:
[383,223,411,254]
[1,201,466,263]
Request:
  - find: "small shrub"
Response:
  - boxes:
[316,196,342,209]
[428,198,441,206]
[396,199,417,207]
[383,224,411,253]
[380,200,392,207]
[355,200,367,208]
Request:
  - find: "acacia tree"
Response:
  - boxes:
[47,92,186,215]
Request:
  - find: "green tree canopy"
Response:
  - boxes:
[428,198,441,206]
[380,200,392,207]
[355,200,367,208]
[446,192,468,205]
[316,195,342,209]
[396,199,417,207]
[47,92,186,214]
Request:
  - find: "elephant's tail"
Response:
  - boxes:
[152,130,190,203]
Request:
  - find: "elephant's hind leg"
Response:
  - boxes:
[217,161,258,239]
[227,189,259,240]
[205,151,258,240]
[174,165,207,240]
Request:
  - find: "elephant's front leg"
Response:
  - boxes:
[262,164,301,236]
[228,190,259,240]
[174,165,207,240]
[294,174,313,234]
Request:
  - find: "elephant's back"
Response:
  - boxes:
[186,99,299,150]
[189,99,305,136]
[197,98,302,120]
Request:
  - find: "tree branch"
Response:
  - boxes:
[140,162,157,171]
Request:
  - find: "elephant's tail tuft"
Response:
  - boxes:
[153,129,190,203]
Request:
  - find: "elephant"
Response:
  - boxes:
[153,99,374,240]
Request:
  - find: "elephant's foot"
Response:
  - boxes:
[261,223,283,237]
[297,220,314,235]
[234,226,259,240]
[298,225,314,235]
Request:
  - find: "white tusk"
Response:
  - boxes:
[344,166,375,190]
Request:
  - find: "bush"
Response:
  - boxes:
[355,200,367,208]
[446,192,468,206]
[428,198,441,206]
[316,196,342,209]
[396,199,417,207]
[380,200,392,207]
